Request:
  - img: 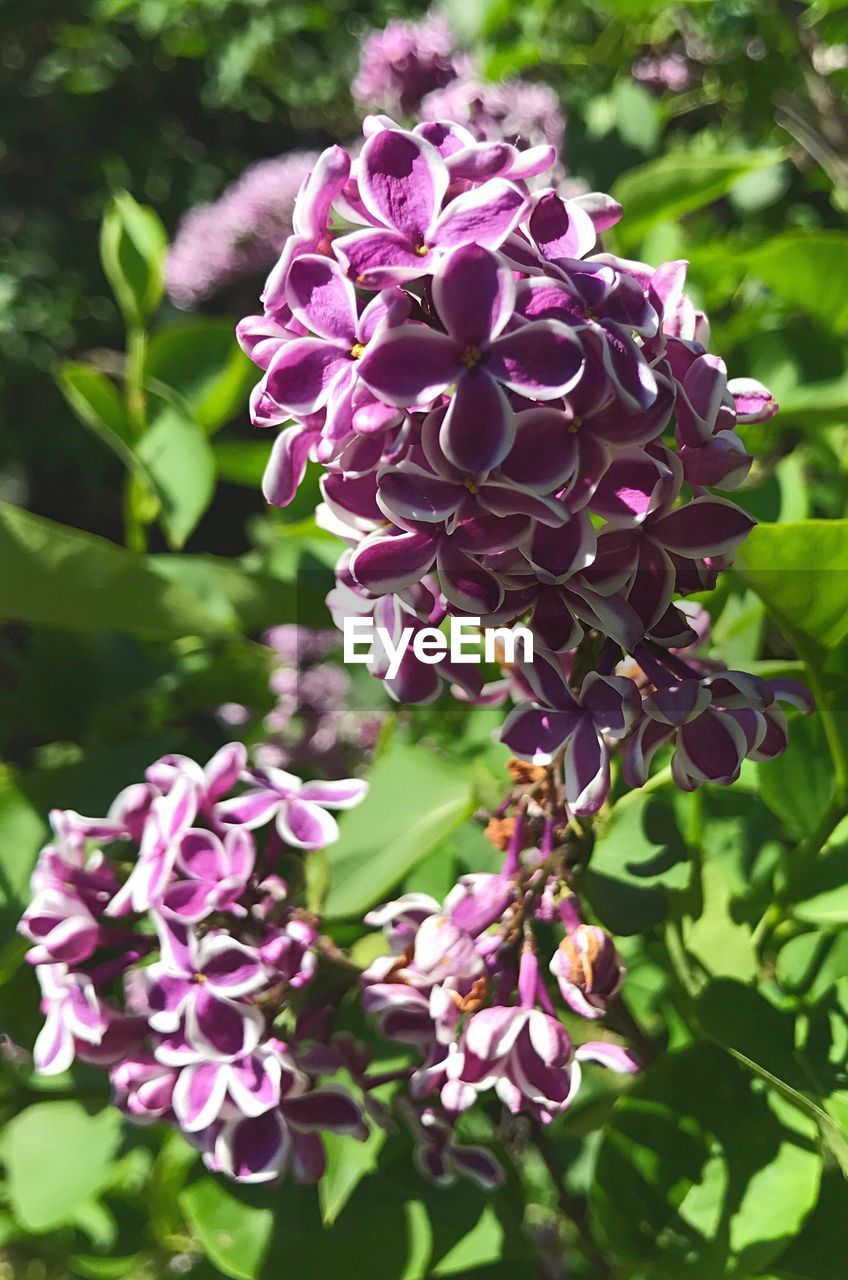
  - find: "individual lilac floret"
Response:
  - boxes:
[166,152,318,308]
[19,745,370,1186]
[217,767,367,849]
[502,652,640,815]
[550,907,625,1020]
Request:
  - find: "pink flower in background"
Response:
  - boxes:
[166,152,319,308]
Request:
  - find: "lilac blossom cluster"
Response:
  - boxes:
[19,745,371,1184]
[218,624,384,775]
[353,12,566,165]
[362,804,637,1132]
[632,51,692,94]
[352,11,469,116]
[236,116,812,810]
[166,152,318,309]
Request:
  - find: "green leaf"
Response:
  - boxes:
[757,712,836,838]
[147,553,330,631]
[56,363,135,463]
[695,979,807,1093]
[145,320,255,434]
[613,149,783,246]
[772,1168,848,1279]
[776,929,848,1001]
[214,440,272,488]
[612,79,661,154]
[324,744,475,919]
[181,1178,302,1280]
[729,323,848,430]
[319,1126,387,1226]
[99,190,167,326]
[137,407,217,548]
[0,767,46,939]
[735,520,848,652]
[748,233,848,334]
[0,502,220,638]
[791,842,848,924]
[583,793,692,934]
[590,1045,821,1278]
[0,1102,122,1232]
[693,979,848,1173]
[683,859,758,982]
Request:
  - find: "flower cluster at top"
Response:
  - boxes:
[19,745,371,1184]
[217,624,384,776]
[353,12,566,164]
[236,115,813,812]
[362,772,639,1135]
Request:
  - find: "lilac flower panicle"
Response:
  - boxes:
[361,838,638,1130]
[237,111,806,813]
[166,151,319,309]
[19,745,368,1185]
[352,12,468,115]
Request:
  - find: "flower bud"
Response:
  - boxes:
[550,924,624,1019]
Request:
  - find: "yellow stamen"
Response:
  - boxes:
[350,342,366,359]
[461,344,482,370]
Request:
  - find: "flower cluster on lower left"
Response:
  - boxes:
[18,744,370,1184]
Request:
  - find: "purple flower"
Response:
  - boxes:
[217,767,368,849]
[550,923,625,1019]
[359,242,584,472]
[260,254,408,441]
[353,13,465,115]
[20,886,100,966]
[502,653,640,814]
[112,1055,179,1122]
[166,152,319,308]
[515,261,660,413]
[211,1084,366,1184]
[159,827,255,924]
[334,129,530,289]
[442,1004,581,1119]
[171,1043,298,1133]
[421,76,566,155]
[33,964,110,1076]
[106,777,198,917]
[402,1102,504,1190]
[623,671,813,792]
[145,923,267,1061]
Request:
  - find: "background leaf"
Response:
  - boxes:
[324,743,475,919]
[0,1102,122,1233]
[99,191,167,326]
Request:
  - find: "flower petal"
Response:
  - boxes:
[432,243,515,346]
[285,254,358,344]
[488,320,585,399]
[433,179,529,252]
[358,327,460,407]
[357,128,447,239]
[439,371,515,474]
[277,798,339,849]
